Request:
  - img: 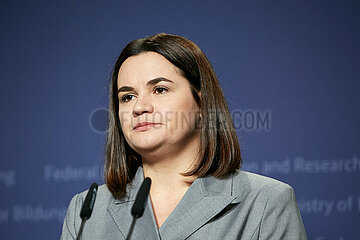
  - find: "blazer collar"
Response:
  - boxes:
[114,166,145,204]
[159,170,245,240]
[107,167,161,239]
[107,166,246,240]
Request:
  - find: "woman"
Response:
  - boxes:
[61,33,307,239]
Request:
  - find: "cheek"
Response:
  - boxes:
[118,109,132,132]
[164,100,199,131]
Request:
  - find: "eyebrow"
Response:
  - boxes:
[117,77,174,93]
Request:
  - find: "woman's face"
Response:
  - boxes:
[117,52,201,156]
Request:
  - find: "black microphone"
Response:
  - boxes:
[76,182,98,240]
[126,177,151,240]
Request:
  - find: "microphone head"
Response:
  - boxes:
[131,177,151,218]
[80,182,98,220]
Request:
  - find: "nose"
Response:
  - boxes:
[132,96,154,117]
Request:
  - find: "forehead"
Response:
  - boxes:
[117,52,182,85]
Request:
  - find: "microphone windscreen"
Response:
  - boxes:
[80,182,98,220]
[131,177,151,218]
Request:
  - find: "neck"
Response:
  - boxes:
[141,133,200,194]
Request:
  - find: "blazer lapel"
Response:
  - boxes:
[159,172,242,240]
[107,167,161,240]
[107,167,248,240]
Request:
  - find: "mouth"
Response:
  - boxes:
[133,122,161,131]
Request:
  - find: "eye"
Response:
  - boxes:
[154,86,168,95]
[120,94,136,103]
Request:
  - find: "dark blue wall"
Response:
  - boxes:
[1,1,359,239]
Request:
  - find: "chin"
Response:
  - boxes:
[132,143,163,155]
[130,136,163,152]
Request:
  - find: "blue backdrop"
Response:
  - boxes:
[1,0,359,239]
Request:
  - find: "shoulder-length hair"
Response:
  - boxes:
[105,33,242,198]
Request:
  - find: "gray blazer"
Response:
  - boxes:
[61,167,307,240]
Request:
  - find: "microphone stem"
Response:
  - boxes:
[76,219,86,240]
[125,217,137,240]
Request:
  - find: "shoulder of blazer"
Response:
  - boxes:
[231,170,295,203]
[75,184,115,211]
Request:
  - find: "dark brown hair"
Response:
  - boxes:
[105,33,242,198]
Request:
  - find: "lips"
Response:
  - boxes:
[133,122,160,130]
